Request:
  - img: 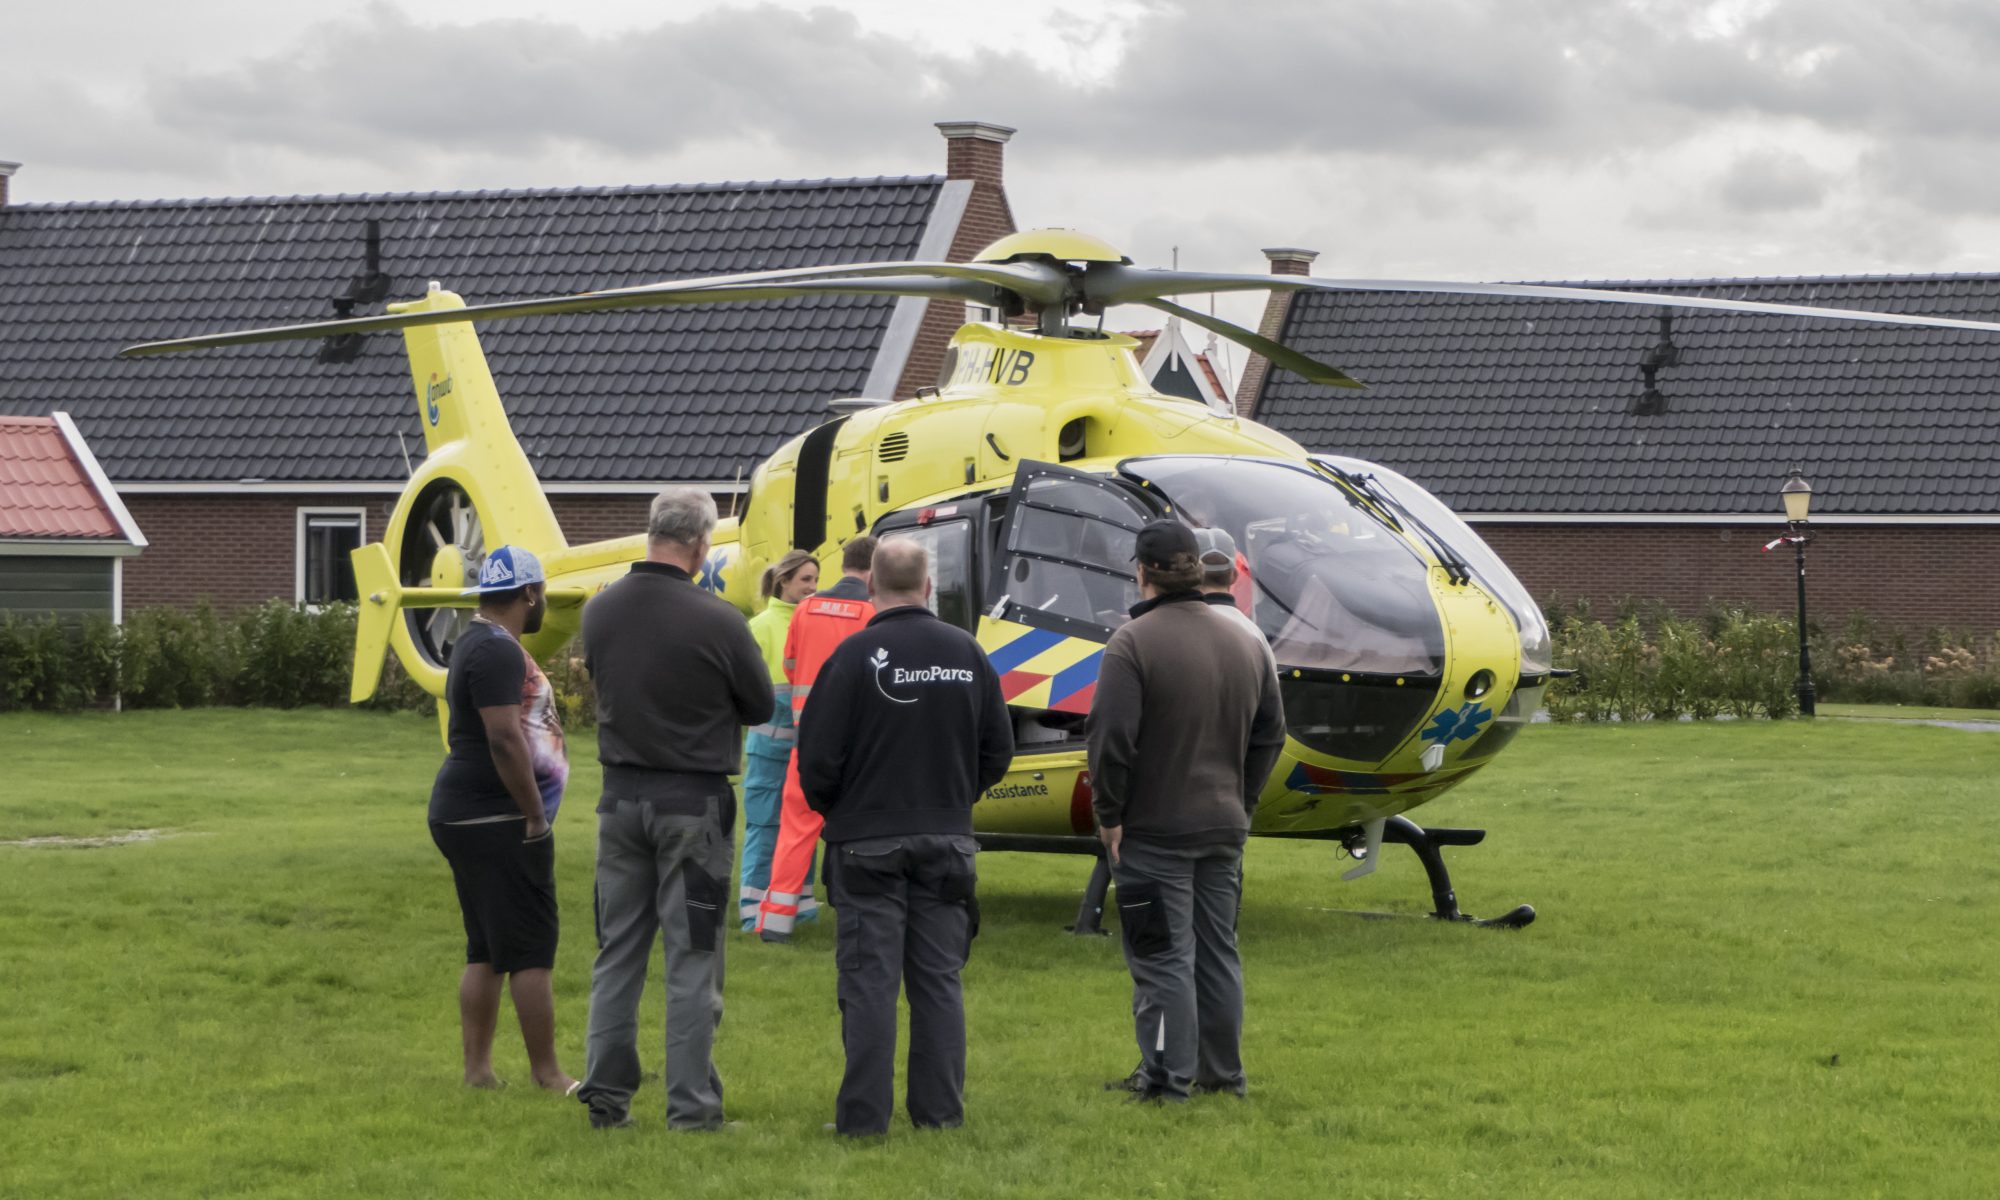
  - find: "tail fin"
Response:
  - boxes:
[347,286,568,704]
[395,284,565,552]
[350,543,401,703]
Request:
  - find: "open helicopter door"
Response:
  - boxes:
[983,459,1160,643]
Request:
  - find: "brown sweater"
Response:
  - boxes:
[1086,591,1287,845]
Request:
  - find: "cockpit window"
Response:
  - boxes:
[1121,457,1444,676]
[990,464,1155,638]
[1315,455,1552,675]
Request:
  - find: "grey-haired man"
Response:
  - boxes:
[576,488,773,1131]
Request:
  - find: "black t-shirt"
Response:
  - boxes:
[429,621,531,823]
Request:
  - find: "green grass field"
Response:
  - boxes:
[5,710,1998,1199]
[1820,701,2000,724]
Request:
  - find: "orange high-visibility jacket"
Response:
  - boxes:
[783,578,875,719]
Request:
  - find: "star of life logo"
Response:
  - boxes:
[871,647,973,704]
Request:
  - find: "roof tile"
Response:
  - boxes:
[0,176,944,483]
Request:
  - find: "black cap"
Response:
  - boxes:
[1133,519,1199,570]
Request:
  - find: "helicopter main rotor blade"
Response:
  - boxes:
[1087,263,2000,337]
[1139,298,1364,390]
[119,264,1057,358]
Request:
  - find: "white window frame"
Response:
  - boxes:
[295,507,369,608]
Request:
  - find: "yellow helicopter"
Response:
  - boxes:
[123,229,2000,929]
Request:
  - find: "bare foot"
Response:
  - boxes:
[535,1071,580,1095]
[465,1071,507,1090]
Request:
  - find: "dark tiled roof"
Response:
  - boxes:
[1255,274,2000,515]
[0,178,944,483]
[0,416,120,538]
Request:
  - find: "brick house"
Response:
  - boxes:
[0,122,1018,612]
[1236,249,2000,633]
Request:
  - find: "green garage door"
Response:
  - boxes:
[0,556,115,622]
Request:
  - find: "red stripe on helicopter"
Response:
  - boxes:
[1286,762,1430,796]
[999,670,1047,702]
[1069,771,1095,834]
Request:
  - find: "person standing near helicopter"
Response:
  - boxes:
[755,536,877,943]
[1088,520,1286,1104]
[739,550,820,930]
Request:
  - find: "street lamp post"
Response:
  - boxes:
[1779,468,1816,717]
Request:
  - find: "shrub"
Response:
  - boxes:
[0,612,119,712]
[1548,605,1814,721]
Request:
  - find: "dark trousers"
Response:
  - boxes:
[1112,839,1246,1100]
[828,833,979,1135]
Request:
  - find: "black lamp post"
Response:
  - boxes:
[1779,467,1816,717]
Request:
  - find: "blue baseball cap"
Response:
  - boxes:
[464,545,545,595]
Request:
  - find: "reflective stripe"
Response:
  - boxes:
[748,724,797,742]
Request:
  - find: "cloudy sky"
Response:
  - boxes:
[10,0,2000,373]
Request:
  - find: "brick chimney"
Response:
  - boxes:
[936,121,1014,193]
[0,162,20,208]
[892,122,1023,399]
[1234,247,1320,418]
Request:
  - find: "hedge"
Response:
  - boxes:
[4,598,1995,720]
[0,601,431,714]
[1545,601,2000,721]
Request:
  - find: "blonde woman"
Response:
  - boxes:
[739,550,820,929]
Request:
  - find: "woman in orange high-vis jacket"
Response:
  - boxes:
[755,537,876,942]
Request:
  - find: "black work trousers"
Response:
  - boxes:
[827,832,979,1136]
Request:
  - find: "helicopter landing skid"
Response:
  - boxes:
[1272,815,1536,929]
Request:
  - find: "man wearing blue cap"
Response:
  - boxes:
[427,545,578,1095]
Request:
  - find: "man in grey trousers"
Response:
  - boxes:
[575,488,773,1131]
[1088,519,1286,1104]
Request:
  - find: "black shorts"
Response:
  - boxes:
[429,820,559,974]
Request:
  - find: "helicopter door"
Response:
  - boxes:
[986,460,1159,638]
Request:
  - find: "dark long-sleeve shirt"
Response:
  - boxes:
[582,561,773,811]
[1087,591,1286,845]
[797,605,1014,843]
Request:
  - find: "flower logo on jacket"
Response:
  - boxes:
[870,647,916,705]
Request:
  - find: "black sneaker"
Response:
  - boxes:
[1102,1068,1145,1093]
[589,1109,635,1130]
[1125,1088,1188,1106]
[1190,1081,1246,1098]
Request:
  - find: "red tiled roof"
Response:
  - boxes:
[1193,352,1228,403]
[0,416,123,539]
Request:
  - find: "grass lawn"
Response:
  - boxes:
[1819,701,2000,723]
[5,710,1998,1199]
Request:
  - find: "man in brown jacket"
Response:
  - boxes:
[1087,519,1286,1103]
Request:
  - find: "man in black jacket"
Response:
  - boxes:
[796,538,1014,1137]
[575,487,773,1132]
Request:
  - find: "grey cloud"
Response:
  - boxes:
[1716,149,1830,214]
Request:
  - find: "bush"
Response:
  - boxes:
[0,613,119,712]
[120,603,238,708]
[1548,605,1812,722]
[0,601,472,714]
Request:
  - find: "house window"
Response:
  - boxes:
[297,509,366,605]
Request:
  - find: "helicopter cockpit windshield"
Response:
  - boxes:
[1120,457,1445,677]
[1314,455,1552,676]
